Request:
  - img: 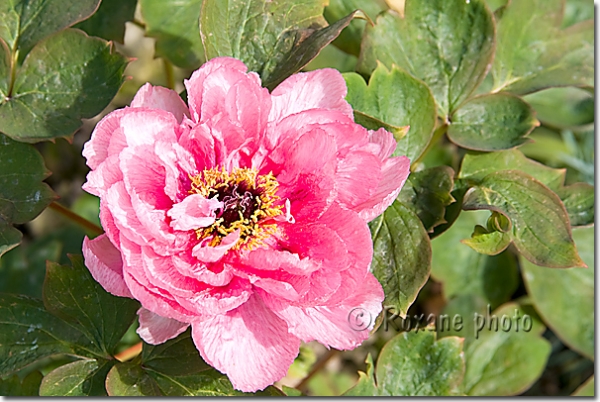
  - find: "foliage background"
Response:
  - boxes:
[0,0,594,396]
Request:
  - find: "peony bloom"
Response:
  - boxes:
[82,57,410,392]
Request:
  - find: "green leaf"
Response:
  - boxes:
[0,236,62,298]
[281,385,303,396]
[0,370,42,396]
[105,362,164,396]
[523,87,594,129]
[75,0,137,43]
[463,170,585,268]
[345,331,465,396]
[431,210,519,308]
[140,0,205,69]
[0,39,8,92]
[0,29,127,142]
[463,302,551,396]
[107,330,284,396]
[324,0,387,56]
[142,331,284,396]
[447,93,539,151]
[521,225,594,360]
[437,293,488,343]
[556,183,594,227]
[397,166,456,232]
[344,64,437,161]
[352,111,409,141]
[484,0,508,12]
[460,149,593,229]
[358,0,495,117]
[141,329,211,376]
[572,376,594,396]
[0,133,56,256]
[200,0,327,86]
[0,293,89,376]
[0,0,100,59]
[39,358,115,396]
[461,225,511,256]
[369,201,431,317]
[343,354,377,396]
[261,10,362,91]
[459,149,566,191]
[43,255,140,357]
[491,0,593,94]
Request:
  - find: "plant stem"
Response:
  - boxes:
[296,349,339,393]
[48,202,104,236]
[114,342,143,362]
[163,59,175,90]
[6,47,19,99]
[130,18,147,29]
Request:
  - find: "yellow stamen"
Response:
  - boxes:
[189,167,282,251]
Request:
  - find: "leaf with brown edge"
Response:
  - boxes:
[463,170,585,268]
[459,149,594,227]
[521,225,594,360]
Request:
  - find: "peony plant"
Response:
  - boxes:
[81,56,409,391]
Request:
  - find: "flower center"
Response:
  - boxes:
[189,167,282,250]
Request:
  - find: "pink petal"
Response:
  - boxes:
[83,153,123,197]
[334,150,382,210]
[173,276,252,317]
[172,253,234,287]
[82,234,132,298]
[191,294,300,392]
[260,273,384,350]
[192,230,240,263]
[184,57,260,123]
[131,83,190,123]
[167,194,222,231]
[355,155,411,222]
[119,108,180,148]
[82,108,129,170]
[120,238,198,323]
[136,307,189,345]
[269,68,354,124]
[368,127,399,160]
[178,124,216,172]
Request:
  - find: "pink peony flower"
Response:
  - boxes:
[82,57,410,392]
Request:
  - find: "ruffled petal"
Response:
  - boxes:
[131,83,190,123]
[136,307,189,345]
[269,68,354,124]
[82,108,129,170]
[184,57,262,123]
[172,252,234,287]
[192,230,240,263]
[191,294,300,392]
[82,234,132,298]
[168,194,222,231]
[260,273,384,350]
[355,155,411,222]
